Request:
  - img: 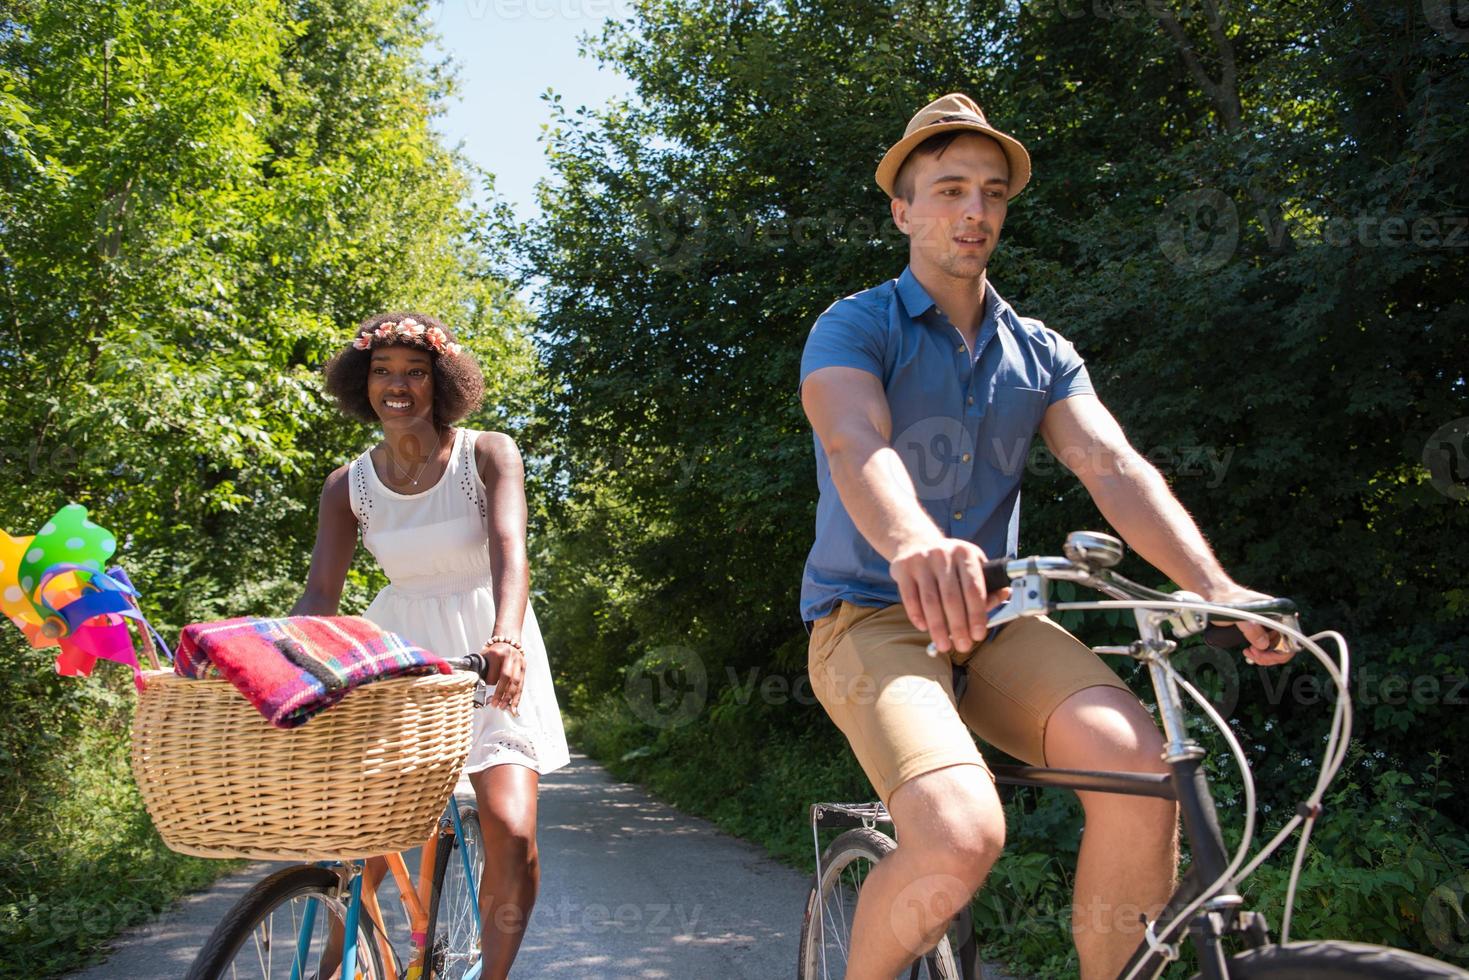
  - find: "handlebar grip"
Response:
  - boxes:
[982,559,1011,594]
[1203,625,1247,648]
[448,653,490,681]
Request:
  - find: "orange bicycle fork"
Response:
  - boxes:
[370,804,481,980]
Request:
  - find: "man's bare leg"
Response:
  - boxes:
[845,763,1005,980]
[1045,686,1179,980]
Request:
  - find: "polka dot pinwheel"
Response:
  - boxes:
[0,504,166,689]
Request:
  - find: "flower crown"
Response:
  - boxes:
[352,317,462,357]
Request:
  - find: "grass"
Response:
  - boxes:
[569,683,1469,978]
[0,710,241,978]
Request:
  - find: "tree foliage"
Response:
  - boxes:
[0,1,534,972]
[525,0,1468,965]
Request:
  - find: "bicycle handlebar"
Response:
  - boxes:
[1196,597,1300,648]
[976,533,1300,648]
[446,652,490,681]
[954,536,1350,959]
[980,558,1010,594]
[1201,624,1250,648]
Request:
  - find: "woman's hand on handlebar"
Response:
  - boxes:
[1203,583,1295,666]
[479,639,525,713]
[891,536,1010,656]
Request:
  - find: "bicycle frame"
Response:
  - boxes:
[302,799,483,980]
[807,537,1330,980]
[969,613,1249,980]
[987,556,1294,979]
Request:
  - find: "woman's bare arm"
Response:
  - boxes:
[477,431,530,710]
[290,465,358,617]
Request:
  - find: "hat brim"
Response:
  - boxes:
[875,122,1032,200]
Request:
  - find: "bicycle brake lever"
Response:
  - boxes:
[985,584,1031,628]
[922,562,1049,656]
[1163,591,1210,637]
[985,560,1051,628]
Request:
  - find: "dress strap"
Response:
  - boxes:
[457,428,488,526]
[348,452,374,532]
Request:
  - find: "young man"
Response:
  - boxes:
[799,94,1291,979]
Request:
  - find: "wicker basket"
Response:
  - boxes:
[130,670,476,861]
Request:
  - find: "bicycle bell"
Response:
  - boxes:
[1063,530,1125,569]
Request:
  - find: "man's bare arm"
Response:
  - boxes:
[802,367,935,559]
[1039,394,1289,662]
[802,366,1003,652]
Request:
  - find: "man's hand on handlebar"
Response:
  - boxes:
[1203,583,1296,666]
[891,536,1010,655]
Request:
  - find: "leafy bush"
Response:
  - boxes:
[1,0,536,972]
[0,637,236,977]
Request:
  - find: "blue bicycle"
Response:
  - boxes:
[185,655,490,980]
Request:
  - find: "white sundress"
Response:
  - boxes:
[347,426,570,776]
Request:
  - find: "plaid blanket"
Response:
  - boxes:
[174,615,449,728]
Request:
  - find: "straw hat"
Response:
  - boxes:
[875,93,1031,200]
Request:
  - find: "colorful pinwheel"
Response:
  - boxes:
[1,504,166,689]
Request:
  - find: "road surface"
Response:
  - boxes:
[69,752,810,978]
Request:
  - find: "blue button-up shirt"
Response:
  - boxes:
[799,266,1094,622]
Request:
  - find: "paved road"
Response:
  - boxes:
[69,752,812,979]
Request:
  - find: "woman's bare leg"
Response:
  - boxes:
[469,764,540,980]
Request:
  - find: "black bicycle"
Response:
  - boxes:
[797,531,1468,979]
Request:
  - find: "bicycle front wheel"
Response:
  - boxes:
[185,864,386,980]
[797,827,961,980]
[1189,939,1469,978]
[426,805,485,979]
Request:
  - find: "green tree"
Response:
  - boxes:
[525,0,1468,969]
[0,1,534,972]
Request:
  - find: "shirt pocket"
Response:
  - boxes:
[981,386,1048,476]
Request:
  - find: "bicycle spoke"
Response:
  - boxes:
[817,859,878,975]
[834,879,856,957]
[248,912,270,977]
[431,808,485,979]
[822,890,847,964]
[804,839,958,980]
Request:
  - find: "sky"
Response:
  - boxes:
[424,0,637,222]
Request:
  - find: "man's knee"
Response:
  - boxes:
[890,765,1006,887]
[1046,684,1167,773]
[950,821,1005,887]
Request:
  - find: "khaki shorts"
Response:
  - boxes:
[808,602,1133,807]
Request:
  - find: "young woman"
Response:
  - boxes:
[293,312,569,978]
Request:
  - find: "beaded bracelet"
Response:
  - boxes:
[486,634,524,653]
